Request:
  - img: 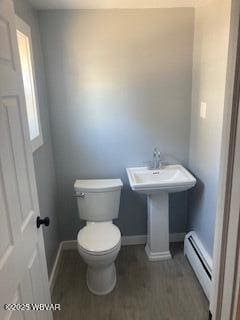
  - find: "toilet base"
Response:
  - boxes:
[87,263,116,295]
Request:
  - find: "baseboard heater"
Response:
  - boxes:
[184,231,212,300]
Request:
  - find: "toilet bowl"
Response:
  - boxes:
[74,179,123,295]
[77,222,121,295]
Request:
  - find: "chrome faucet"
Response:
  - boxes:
[151,147,162,170]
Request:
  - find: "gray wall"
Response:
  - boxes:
[39,9,194,240]
[188,0,232,257]
[13,0,60,274]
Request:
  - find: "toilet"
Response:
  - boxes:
[74,179,123,295]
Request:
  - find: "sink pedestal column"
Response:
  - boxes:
[145,192,172,261]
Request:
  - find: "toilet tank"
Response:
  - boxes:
[74,179,123,222]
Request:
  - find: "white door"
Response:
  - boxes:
[0,1,53,320]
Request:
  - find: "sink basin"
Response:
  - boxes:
[126,164,196,261]
[126,165,196,194]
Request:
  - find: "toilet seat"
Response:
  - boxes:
[77,222,121,255]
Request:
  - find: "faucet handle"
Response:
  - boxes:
[153,147,161,157]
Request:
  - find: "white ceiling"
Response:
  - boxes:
[28,0,204,10]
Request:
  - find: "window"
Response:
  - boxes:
[16,16,43,152]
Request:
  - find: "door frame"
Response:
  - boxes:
[211,0,240,318]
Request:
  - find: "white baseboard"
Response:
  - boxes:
[49,240,78,292]
[49,242,63,293]
[184,231,212,300]
[121,233,185,246]
[49,232,186,292]
[121,235,147,245]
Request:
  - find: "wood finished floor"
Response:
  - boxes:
[52,243,209,320]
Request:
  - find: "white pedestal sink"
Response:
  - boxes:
[126,165,196,261]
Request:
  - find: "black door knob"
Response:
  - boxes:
[36,216,50,228]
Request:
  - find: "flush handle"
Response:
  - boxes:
[73,192,85,198]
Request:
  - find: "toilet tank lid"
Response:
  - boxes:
[74,179,123,192]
